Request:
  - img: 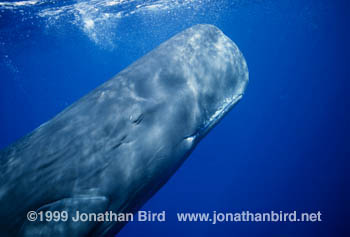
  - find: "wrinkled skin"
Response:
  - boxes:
[0,24,248,236]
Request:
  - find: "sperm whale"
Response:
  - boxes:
[0,24,248,236]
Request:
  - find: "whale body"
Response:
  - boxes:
[0,24,248,236]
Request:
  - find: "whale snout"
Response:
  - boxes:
[186,25,249,138]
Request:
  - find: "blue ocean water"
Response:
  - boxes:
[0,0,348,236]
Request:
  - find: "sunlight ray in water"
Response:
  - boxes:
[0,0,220,47]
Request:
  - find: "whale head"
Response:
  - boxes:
[159,24,249,145]
[124,24,249,152]
[188,29,249,141]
